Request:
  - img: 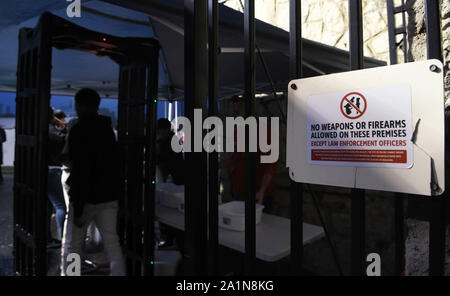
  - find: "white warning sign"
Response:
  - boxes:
[307,84,413,168]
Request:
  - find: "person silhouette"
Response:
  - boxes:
[62,88,125,276]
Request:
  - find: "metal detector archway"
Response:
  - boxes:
[14,12,159,276]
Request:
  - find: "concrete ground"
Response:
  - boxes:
[0,171,111,276]
[0,170,179,276]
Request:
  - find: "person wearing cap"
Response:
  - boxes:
[62,88,125,276]
[53,109,67,128]
[47,108,68,246]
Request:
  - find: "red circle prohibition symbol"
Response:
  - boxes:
[340,92,367,119]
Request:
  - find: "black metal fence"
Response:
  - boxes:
[182,0,447,276]
[12,0,447,276]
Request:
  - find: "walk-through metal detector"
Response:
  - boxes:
[13,12,159,276]
[14,13,52,276]
[117,59,159,276]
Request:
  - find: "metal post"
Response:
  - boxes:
[144,49,159,276]
[386,0,398,65]
[208,0,219,276]
[349,0,364,70]
[126,67,145,275]
[289,0,303,276]
[394,195,405,275]
[401,0,408,63]
[348,0,365,276]
[425,0,446,276]
[36,14,52,275]
[117,68,128,268]
[184,0,208,275]
[244,0,256,275]
[387,0,406,275]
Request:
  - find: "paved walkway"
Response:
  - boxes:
[0,172,13,276]
[0,172,111,276]
[0,171,180,276]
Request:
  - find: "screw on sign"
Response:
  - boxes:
[340,92,367,119]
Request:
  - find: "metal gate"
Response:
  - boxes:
[183,0,448,276]
[13,14,52,276]
[118,60,159,276]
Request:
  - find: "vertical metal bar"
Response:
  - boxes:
[121,69,131,274]
[36,13,52,275]
[290,182,303,275]
[425,0,446,276]
[348,0,365,276]
[401,0,408,63]
[138,67,146,275]
[127,67,144,276]
[256,47,286,122]
[394,194,405,275]
[386,0,398,65]
[117,67,129,266]
[386,1,406,274]
[289,0,302,78]
[350,188,365,276]
[14,31,24,276]
[208,0,219,276]
[244,0,256,275]
[127,68,141,275]
[130,69,139,275]
[348,0,364,70]
[144,48,159,275]
[425,0,442,60]
[289,0,303,276]
[184,0,208,275]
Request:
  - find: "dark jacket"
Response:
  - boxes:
[67,114,120,218]
[156,131,185,185]
[48,124,66,166]
[0,127,5,165]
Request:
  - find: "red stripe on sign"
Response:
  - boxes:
[311,149,407,163]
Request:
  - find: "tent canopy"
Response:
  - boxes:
[0,0,386,100]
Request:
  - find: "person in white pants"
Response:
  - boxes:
[61,88,125,276]
[60,166,72,275]
[64,200,124,276]
[61,164,104,275]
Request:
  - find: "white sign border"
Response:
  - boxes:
[286,59,445,196]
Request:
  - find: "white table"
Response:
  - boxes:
[155,204,325,263]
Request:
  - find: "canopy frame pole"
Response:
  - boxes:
[183,0,208,275]
[244,0,257,275]
[207,0,219,276]
[256,46,286,123]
